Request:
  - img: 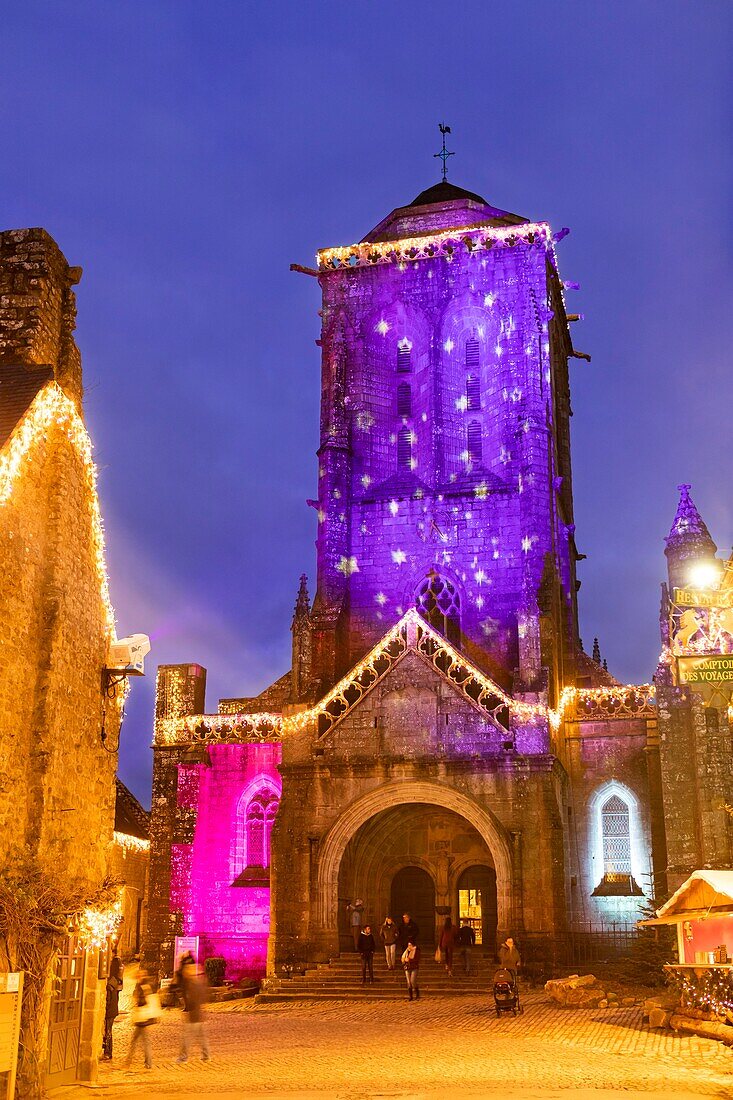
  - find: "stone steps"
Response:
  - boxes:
[257,954,503,1002]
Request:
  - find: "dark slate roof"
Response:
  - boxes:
[114,778,150,839]
[410,180,489,207]
[0,365,54,448]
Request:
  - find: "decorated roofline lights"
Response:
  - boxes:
[316,221,557,273]
[158,608,658,749]
[112,831,150,854]
[0,382,117,643]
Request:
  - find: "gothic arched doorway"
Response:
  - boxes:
[390,866,436,946]
[457,864,497,949]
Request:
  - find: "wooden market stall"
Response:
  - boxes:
[645,870,733,966]
[642,870,733,1042]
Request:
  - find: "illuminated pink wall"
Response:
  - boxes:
[172,742,281,979]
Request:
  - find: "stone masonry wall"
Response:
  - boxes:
[0,228,83,404]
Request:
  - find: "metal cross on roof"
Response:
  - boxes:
[434,123,454,181]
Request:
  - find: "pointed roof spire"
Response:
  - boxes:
[592,637,601,664]
[292,574,311,623]
[664,484,717,558]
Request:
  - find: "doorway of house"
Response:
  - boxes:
[46,935,86,1088]
[457,865,497,950]
[390,866,436,946]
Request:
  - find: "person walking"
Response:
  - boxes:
[456,919,476,974]
[398,912,419,952]
[439,916,456,977]
[124,969,158,1070]
[379,916,399,971]
[498,936,521,978]
[177,962,211,1063]
[401,938,421,1001]
[101,946,124,1060]
[357,925,376,985]
[347,898,364,951]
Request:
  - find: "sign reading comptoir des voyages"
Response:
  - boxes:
[677,655,733,685]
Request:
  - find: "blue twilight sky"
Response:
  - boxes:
[1,2,731,806]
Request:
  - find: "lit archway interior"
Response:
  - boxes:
[336,803,496,949]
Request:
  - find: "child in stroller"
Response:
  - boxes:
[493,967,523,1016]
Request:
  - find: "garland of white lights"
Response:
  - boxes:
[0,382,117,642]
[317,221,555,272]
[158,608,655,745]
[113,831,150,853]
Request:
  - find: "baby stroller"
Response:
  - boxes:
[493,967,523,1017]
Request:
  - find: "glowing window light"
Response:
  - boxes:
[389,500,399,516]
[688,561,722,589]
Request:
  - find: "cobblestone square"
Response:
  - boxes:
[61,990,731,1100]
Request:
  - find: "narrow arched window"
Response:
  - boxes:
[397,342,412,373]
[397,381,412,418]
[397,426,412,470]
[467,421,482,463]
[416,571,461,645]
[466,374,481,411]
[240,789,279,869]
[465,339,479,371]
[601,795,631,879]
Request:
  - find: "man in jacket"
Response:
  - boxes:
[398,912,419,951]
[456,920,476,975]
[357,925,376,984]
[101,947,124,1060]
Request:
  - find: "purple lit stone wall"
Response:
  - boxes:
[311,210,578,700]
[172,742,281,979]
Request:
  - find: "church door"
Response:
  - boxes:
[457,865,497,949]
[390,866,436,946]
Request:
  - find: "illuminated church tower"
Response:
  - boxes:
[301,178,583,705]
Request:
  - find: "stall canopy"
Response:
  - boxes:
[641,870,733,926]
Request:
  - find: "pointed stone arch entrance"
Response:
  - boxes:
[318,780,513,958]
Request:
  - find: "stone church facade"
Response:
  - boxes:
[143,181,733,981]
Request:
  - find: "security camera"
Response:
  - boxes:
[106,633,151,676]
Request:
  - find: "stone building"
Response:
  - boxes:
[143,180,733,982]
[110,780,150,960]
[0,228,125,1092]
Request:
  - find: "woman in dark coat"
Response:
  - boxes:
[101,948,124,1060]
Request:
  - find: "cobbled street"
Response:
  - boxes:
[59,989,732,1100]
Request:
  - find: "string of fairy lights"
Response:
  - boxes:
[667,966,733,1021]
[157,607,656,746]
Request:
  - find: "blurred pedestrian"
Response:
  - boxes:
[101,945,124,1060]
[358,924,376,985]
[439,916,456,977]
[401,938,421,1001]
[456,919,476,974]
[379,916,399,970]
[176,962,211,1063]
[124,968,159,1070]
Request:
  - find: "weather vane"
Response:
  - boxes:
[434,123,454,182]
